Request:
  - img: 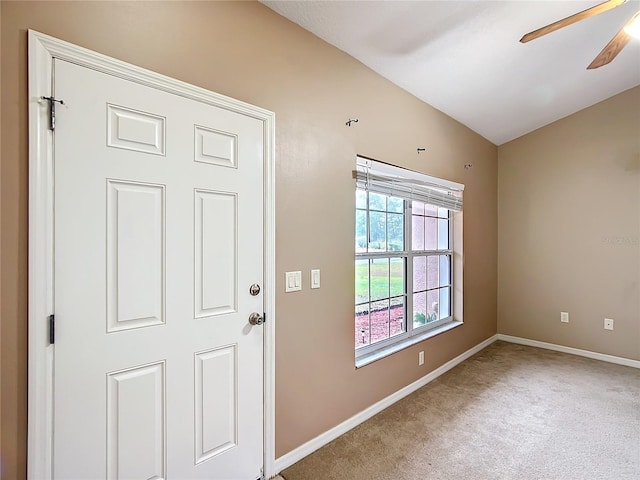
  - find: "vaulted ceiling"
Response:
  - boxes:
[263,1,640,145]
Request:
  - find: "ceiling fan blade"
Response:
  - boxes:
[587,11,638,69]
[520,0,627,43]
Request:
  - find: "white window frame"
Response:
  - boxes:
[354,157,464,367]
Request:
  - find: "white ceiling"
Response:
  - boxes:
[262,0,640,145]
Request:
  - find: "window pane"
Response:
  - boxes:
[356,189,367,209]
[412,200,424,216]
[424,203,438,217]
[413,256,426,292]
[356,210,367,252]
[425,217,437,250]
[439,255,450,287]
[387,196,403,213]
[370,298,390,344]
[355,304,370,348]
[370,258,389,301]
[355,259,369,304]
[369,192,386,211]
[387,213,404,251]
[369,211,386,251]
[439,286,451,319]
[427,255,439,290]
[390,257,405,297]
[412,215,424,250]
[437,218,449,249]
[413,291,426,328]
[427,290,439,322]
[390,296,405,338]
[437,207,449,219]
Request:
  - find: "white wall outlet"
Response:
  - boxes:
[561,312,569,323]
[418,351,425,366]
[285,271,302,292]
[604,318,614,330]
[310,269,320,289]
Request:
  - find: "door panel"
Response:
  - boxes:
[53,58,264,479]
[194,125,237,168]
[107,180,165,332]
[107,361,166,479]
[107,104,166,156]
[194,345,237,464]
[195,189,237,318]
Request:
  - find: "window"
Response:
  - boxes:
[354,157,464,365]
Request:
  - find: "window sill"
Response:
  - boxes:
[355,320,463,369]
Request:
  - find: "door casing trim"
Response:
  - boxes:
[27,30,276,479]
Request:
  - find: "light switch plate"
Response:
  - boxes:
[311,269,320,289]
[285,271,302,293]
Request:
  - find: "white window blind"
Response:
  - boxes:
[354,157,464,211]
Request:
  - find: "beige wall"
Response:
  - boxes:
[498,86,640,360]
[1,1,497,477]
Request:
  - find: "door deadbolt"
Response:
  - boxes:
[249,283,261,296]
[249,312,264,326]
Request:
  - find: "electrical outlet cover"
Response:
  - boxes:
[285,271,302,292]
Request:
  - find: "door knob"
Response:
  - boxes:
[249,312,264,326]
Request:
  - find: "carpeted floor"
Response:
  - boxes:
[280,341,640,480]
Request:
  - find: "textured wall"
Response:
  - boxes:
[0,1,497,477]
[498,86,640,360]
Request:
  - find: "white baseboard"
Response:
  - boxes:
[274,334,499,474]
[496,334,640,369]
[273,333,639,475]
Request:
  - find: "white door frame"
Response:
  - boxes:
[27,30,276,480]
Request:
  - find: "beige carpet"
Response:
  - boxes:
[281,341,640,480]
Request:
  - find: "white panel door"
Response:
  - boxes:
[53,59,264,479]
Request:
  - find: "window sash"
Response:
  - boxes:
[355,253,454,356]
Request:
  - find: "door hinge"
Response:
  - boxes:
[48,314,55,344]
[41,96,64,131]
